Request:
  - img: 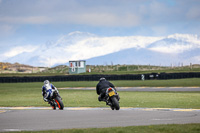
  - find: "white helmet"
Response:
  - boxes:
[44,80,50,85]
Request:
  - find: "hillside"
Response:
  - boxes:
[0,62,45,73]
[0,62,200,77]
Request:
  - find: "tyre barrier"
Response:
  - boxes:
[0,72,200,83]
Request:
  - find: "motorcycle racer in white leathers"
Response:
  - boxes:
[42,80,62,105]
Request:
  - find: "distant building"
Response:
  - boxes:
[69,60,86,74]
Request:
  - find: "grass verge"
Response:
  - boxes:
[9,123,200,133]
[0,78,200,108]
[51,78,200,87]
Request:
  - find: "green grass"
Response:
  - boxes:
[10,123,200,133]
[107,78,200,87]
[0,78,200,108]
[51,78,200,87]
[1,89,199,108]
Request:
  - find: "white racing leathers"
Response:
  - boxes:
[42,83,59,102]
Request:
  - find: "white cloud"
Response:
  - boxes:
[3,45,38,58]
[149,44,193,54]
[63,35,161,61]
[148,34,200,53]
[28,33,161,66]
[2,32,200,67]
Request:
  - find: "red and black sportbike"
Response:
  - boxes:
[48,89,64,110]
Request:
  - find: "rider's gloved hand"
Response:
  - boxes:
[43,98,48,102]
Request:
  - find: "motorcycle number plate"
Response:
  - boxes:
[108,91,115,97]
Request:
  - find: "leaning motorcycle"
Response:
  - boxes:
[49,89,64,110]
[104,87,120,110]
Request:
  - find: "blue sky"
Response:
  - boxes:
[0,0,200,49]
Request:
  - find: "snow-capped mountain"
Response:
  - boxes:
[148,34,200,54]
[2,31,200,67]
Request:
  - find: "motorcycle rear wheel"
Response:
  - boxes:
[111,97,120,110]
[55,97,64,110]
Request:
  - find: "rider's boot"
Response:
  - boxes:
[116,93,120,101]
[49,101,56,110]
[98,95,102,101]
[106,101,112,106]
[98,94,107,102]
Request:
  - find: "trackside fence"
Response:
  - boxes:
[0,72,200,83]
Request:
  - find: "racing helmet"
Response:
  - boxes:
[99,77,106,81]
[44,80,50,85]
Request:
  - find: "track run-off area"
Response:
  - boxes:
[1,106,200,111]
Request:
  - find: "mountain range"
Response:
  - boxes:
[2,31,200,67]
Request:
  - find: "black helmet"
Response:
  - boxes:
[99,77,106,81]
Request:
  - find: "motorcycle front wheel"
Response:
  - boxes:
[55,97,64,110]
[111,96,120,110]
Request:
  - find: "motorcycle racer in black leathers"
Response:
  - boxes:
[96,77,117,101]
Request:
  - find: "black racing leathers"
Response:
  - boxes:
[96,80,115,101]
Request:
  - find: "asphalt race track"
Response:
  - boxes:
[0,107,200,132]
[0,87,200,132]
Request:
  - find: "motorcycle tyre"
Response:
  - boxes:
[111,96,120,110]
[55,97,64,110]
